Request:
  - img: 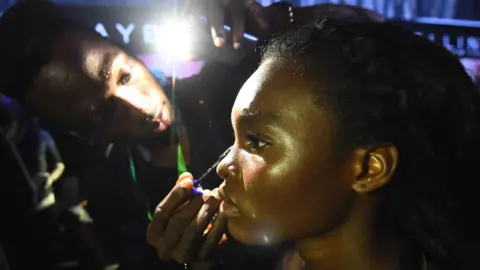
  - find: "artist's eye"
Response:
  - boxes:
[245,131,270,153]
[118,70,131,86]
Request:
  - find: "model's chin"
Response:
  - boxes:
[226,219,282,246]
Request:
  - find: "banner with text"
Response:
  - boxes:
[51,6,480,59]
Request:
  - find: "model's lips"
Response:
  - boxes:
[218,187,241,217]
[218,187,236,205]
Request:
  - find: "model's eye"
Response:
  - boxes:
[245,131,271,153]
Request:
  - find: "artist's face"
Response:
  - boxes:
[217,59,356,245]
[25,30,172,141]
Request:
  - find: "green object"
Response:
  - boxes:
[129,156,137,183]
[129,144,188,222]
[177,144,188,176]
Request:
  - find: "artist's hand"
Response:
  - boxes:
[205,1,383,48]
[205,0,310,48]
[147,172,227,263]
[205,0,269,48]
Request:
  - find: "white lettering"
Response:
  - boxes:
[95,23,109,37]
[406,31,480,58]
[467,37,479,51]
[115,23,135,44]
[143,24,160,44]
[456,36,465,57]
[442,34,454,52]
[90,21,479,58]
[467,37,480,57]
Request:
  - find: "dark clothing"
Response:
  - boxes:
[0,244,10,270]
[77,140,190,270]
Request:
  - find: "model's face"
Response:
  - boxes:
[217,59,357,245]
[26,30,172,141]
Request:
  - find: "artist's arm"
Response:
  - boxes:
[43,130,62,163]
[39,129,65,185]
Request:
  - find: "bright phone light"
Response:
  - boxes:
[157,19,193,61]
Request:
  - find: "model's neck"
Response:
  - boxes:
[295,199,402,270]
[297,226,401,270]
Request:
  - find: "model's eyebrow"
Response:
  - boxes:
[237,109,281,127]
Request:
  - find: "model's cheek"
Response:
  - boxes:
[267,135,303,186]
[239,154,268,220]
[241,154,267,189]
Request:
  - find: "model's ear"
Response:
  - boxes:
[351,145,398,194]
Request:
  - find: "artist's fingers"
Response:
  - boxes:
[247,2,269,30]
[158,195,205,260]
[230,0,247,49]
[176,172,194,184]
[198,212,227,260]
[171,196,222,263]
[147,179,195,247]
[208,0,226,47]
[245,1,270,38]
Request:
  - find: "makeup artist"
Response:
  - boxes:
[0,1,172,269]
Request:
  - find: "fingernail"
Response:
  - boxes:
[176,180,190,196]
[178,179,187,188]
[214,37,224,47]
[233,42,241,50]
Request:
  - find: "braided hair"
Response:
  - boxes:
[263,20,480,269]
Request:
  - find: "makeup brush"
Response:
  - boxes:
[193,147,231,187]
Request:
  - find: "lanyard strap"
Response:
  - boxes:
[177,143,188,176]
[129,143,188,221]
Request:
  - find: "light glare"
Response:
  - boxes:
[157,19,193,61]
